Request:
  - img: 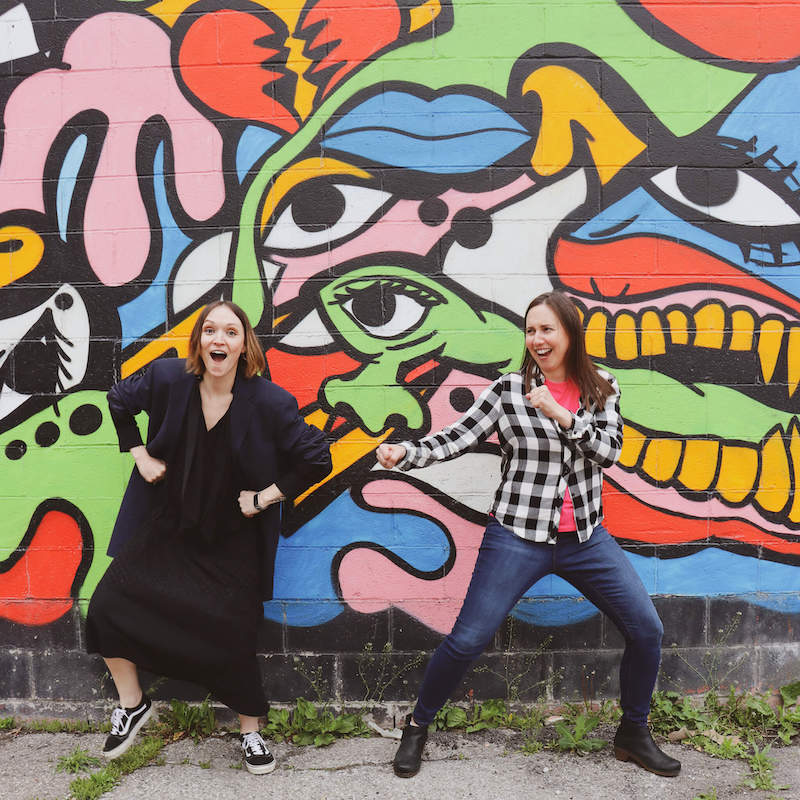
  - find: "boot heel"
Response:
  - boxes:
[614,746,631,763]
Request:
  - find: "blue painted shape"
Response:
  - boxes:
[266,493,800,630]
[718,65,800,191]
[117,142,191,346]
[56,135,87,242]
[322,129,532,173]
[509,547,800,627]
[236,125,282,183]
[266,491,452,627]
[322,91,531,172]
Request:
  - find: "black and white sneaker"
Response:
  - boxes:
[102,695,153,759]
[241,731,276,774]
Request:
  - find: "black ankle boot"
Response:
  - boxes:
[393,714,428,777]
[613,718,681,777]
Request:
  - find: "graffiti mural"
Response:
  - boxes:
[1,0,799,668]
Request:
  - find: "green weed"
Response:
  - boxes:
[264,697,368,747]
[0,716,15,730]
[357,642,426,710]
[692,789,718,800]
[742,744,787,792]
[553,713,607,755]
[156,697,216,742]
[67,736,164,800]
[56,747,102,774]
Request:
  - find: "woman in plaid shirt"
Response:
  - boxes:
[378,291,680,779]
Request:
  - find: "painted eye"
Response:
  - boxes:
[651,166,800,226]
[263,183,392,252]
[331,278,443,339]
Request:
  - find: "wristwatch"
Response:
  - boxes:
[253,492,262,511]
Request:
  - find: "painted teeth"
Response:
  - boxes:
[577,302,800,397]
[619,419,800,524]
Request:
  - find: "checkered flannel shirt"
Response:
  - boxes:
[397,369,623,543]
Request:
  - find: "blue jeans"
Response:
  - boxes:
[413,517,663,726]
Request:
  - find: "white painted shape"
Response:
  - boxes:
[442,169,588,316]
[373,451,500,515]
[171,232,232,312]
[279,308,334,348]
[0,4,38,64]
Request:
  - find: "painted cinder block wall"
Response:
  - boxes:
[1,0,799,711]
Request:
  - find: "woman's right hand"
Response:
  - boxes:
[376,443,407,469]
[130,445,167,484]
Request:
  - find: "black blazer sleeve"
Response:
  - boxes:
[107,364,156,452]
[270,390,332,500]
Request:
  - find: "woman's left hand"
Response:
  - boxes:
[526,385,573,429]
[238,485,285,517]
[238,491,260,518]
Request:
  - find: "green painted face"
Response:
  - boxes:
[318,266,520,434]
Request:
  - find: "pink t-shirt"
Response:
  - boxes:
[545,378,581,532]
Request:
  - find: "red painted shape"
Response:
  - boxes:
[605,488,800,557]
[179,10,299,132]
[554,237,800,314]
[639,0,800,63]
[266,347,362,412]
[300,0,402,96]
[0,510,84,625]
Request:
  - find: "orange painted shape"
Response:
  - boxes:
[265,347,361,411]
[640,0,800,63]
[0,510,84,626]
[605,487,800,557]
[554,238,800,316]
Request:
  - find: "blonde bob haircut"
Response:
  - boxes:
[185,300,266,379]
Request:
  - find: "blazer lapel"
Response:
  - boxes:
[229,370,256,456]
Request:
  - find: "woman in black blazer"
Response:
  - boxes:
[86,300,331,774]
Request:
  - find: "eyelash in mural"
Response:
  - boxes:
[330,278,444,339]
[262,181,394,255]
[648,152,800,267]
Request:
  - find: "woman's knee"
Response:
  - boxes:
[629,607,663,648]
[442,624,495,662]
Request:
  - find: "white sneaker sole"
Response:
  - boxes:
[244,756,276,775]
[102,703,154,759]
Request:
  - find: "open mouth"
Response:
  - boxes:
[571,289,800,558]
[209,350,227,362]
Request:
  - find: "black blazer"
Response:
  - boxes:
[106,358,332,600]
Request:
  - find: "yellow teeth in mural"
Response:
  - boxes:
[579,303,799,395]
[619,419,800,524]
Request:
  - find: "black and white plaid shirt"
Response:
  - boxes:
[397,369,623,544]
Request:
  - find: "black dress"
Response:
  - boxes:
[87,386,266,716]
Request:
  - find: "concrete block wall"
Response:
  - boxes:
[1,0,798,710]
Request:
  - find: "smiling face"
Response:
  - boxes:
[525,302,571,383]
[199,306,245,382]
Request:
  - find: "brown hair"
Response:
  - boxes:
[186,300,265,379]
[521,291,614,409]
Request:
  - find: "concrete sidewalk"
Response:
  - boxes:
[2,724,799,800]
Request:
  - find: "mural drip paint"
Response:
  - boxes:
[0,0,797,682]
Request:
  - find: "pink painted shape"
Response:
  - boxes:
[338,480,484,633]
[0,13,224,286]
[424,368,498,444]
[606,464,797,537]
[272,175,535,304]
